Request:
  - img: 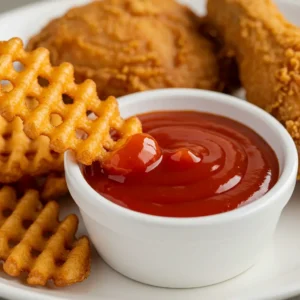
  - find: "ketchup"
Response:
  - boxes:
[102,133,162,175]
[84,111,279,217]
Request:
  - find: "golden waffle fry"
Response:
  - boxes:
[0,38,142,165]
[41,172,68,200]
[0,115,64,183]
[0,186,90,286]
[0,82,64,183]
[14,172,68,202]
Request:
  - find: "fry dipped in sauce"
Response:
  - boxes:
[84,111,279,217]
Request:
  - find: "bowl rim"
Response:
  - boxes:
[65,88,298,226]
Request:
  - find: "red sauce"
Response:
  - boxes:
[83,111,279,217]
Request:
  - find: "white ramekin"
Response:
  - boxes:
[65,89,298,288]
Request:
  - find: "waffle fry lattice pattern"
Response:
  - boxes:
[41,172,68,200]
[0,186,90,286]
[0,115,64,183]
[0,38,142,165]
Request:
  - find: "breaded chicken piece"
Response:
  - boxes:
[199,18,240,94]
[207,0,300,176]
[27,0,223,99]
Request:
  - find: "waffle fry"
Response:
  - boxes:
[0,38,142,165]
[41,172,68,200]
[0,83,63,182]
[0,115,64,183]
[14,172,68,201]
[0,186,90,286]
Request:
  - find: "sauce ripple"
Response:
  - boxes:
[84,111,279,217]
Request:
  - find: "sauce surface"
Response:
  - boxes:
[84,111,279,217]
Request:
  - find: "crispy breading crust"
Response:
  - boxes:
[207,0,300,177]
[27,0,223,98]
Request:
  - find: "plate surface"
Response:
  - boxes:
[0,0,300,299]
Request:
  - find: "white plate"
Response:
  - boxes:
[0,0,299,299]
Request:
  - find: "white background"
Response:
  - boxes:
[1,0,45,12]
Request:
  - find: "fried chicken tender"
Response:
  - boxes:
[207,0,300,176]
[27,0,222,99]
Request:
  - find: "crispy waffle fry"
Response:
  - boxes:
[14,172,68,201]
[0,186,90,286]
[0,83,64,183]
[0,115,64,183]
[41,172,68,200]
[0,38,142,165]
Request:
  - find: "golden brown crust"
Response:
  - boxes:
[207,0,300,176]
[199,17,241,93]
[27,0,222,98]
